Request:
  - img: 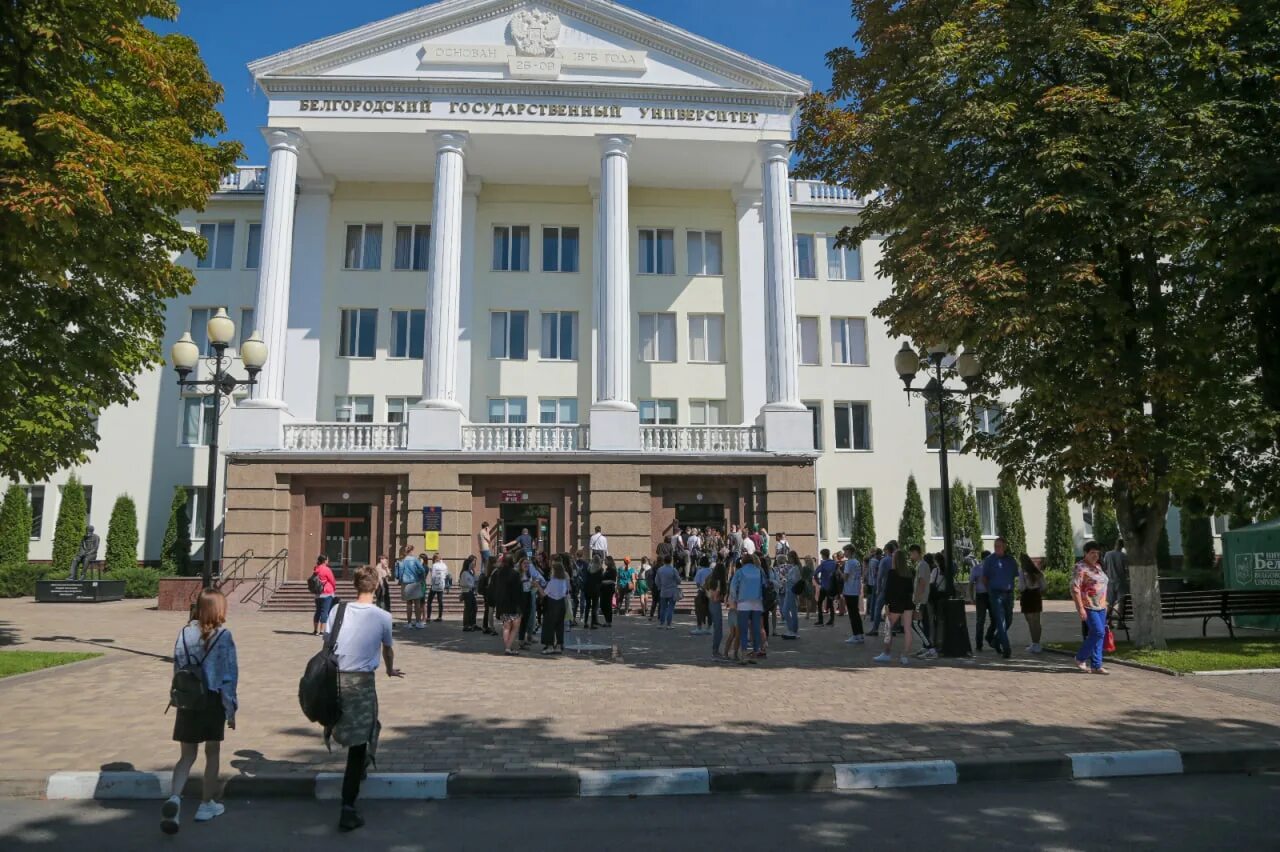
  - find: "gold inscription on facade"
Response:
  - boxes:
[295,99,761,125]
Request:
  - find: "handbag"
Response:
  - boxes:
[1103,626,1117,653]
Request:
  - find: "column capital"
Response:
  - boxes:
[758,139,791,163]
[261,127,305,154]
[431,130,470,155]
[732,185,762,215]
[598,134,634,158]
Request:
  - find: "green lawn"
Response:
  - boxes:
[1048,636,1280,673]
[0,650,102,679]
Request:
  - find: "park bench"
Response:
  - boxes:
[1114,589,1280,641]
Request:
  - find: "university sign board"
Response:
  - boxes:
[1222,518,1280,629]
[500,490,527,504]
[422,506,443,532]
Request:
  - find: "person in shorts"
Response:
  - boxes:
[873,549,918,665]
[490,556,525,655]
[161,589,238,834]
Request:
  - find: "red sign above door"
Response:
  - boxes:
[500,490,528,504]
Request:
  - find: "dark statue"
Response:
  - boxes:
[68,525,100,581]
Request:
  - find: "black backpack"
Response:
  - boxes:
[298,602,346,727]
[761,572,778,611]
[169,628,223,712]
[307,570,324,595]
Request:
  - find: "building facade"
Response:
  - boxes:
[8,0,1107,580]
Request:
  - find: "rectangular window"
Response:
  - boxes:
[493,225,531,271]
[638,313,677,362]
[687,230,723,275]
[1212,515,1231,536]
[390,309,426,359]
[538,397,579,424]
[488,397,528,424]
[837,489,856,539]
[794,233,816,279]
[975,405,1003,435]
[541,226,580,273]
[930,489,945,538]
[817,489,827,541]
[976,488,998,537]
[833,402,871,450]
[21,485,44,539]
[238,308,255,349]
[805,402,823,450]
[689,399,726,426]
[245,223,262,269]
[393,224,431,271]
[638,228,675,275]
[335,396,374,423]
[180,396,216,446]
[539,311,577,360]
[639,399,677,425]
[687,314,725,363]
[196,221,234,269]
[186,486,208,540]
[826,237,862,280]
[386,396,421,423]
[188,307,227,356]
[490,311,529,360]
[830,317,869,365]
[797,316,820,365]
[343,224,383,270]
[338,308,377,358]
[925,403,963,451]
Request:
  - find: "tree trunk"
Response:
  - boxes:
[1113,485,1168,650]
[1128,561,1165,650]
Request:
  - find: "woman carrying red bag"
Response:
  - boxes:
[1071,541,1111,675]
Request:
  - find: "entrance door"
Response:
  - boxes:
[321,503,371,577]
[675,503,726,534]
[499,504,553,555]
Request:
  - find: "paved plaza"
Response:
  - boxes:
[1,598,1278,779]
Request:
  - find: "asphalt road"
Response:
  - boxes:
[1,774,1274,851]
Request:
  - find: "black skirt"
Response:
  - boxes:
[1021,588,1044,614]
[173,690,226,743]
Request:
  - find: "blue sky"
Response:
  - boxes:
[153,0,856,163]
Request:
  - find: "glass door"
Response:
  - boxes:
[320,503,372,577]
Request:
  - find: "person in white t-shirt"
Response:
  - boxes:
[742,535,757,556]
[589,526,608,560]
[427,556,449,622]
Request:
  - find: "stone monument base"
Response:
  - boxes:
[35,580,126,603]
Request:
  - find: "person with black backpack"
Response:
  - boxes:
[161,588,238,835]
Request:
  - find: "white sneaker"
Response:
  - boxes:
[193,801,224,822]
[900,655,910,665]
[872,652,892,663]
[854,636,866,644]
[924,648,938,659]
[844,635,859,644]
[160,795,180,835]
[1030,643,1042,654]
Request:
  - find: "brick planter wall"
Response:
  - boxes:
[157,577,203,612]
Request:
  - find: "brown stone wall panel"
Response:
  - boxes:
[223,488,284,512]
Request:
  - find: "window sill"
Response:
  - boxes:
[687,360,726,366]
[833,448,873,453]
[386,356,425,361]
[340,268,382,272]
[689,272,724,278]
[831,363,870,368]
[636,272,676,277]
[637,359,678,365]
[537,358,578,363]
[491,268,531,273]
[337,355,377,361]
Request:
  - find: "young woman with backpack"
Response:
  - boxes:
[395,546,426,628]
[310,555,337,637]
[161,588,238,834]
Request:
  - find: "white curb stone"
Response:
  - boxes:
[315,772,448,800]
[578,768,710,797]
[46,771,169,800]
[1069,749,1183,779]
[834,760,958,790]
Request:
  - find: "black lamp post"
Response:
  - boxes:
[894,341,981,656]
[171,309,268,590]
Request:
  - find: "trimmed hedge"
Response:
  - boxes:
[1043,569,1072,600]
[0,563,63,598]
[115,565,168,598]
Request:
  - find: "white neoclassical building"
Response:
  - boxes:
[7,0,1095,581]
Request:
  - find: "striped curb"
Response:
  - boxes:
[29,747,1280,801]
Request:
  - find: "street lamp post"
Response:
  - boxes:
[170,309,268,590]
[894,342,982,657]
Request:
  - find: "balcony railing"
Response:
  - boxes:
[789,179,866,207]
[218,166,267,193]
[640,425,763,453]
[283,422,407,451]
[462,424,588,452]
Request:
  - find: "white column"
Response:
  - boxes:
[733,189,766,423]
[455,177,481,420]
[408,131,468,450]
[756,140,812,451]
[282,178,334,420]
[246,128,302,408]
[589,135,640,451]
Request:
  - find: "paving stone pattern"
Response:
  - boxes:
[1,599,1278,777]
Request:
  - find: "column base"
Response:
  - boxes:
[589,405,640,451]
[756,404,815,452]
[226,403,294,451]
[407,406,463,451]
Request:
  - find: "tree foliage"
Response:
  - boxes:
[1179,512,1216,573]
[105,494,138,573]
[1044,478,1074,573]
[949,478,971,554]
[0,0,241,480]
[794,0,1280,646]
[964,484,984,555]
[1093,495,1121,551]
[51,474,86,572]
[0,484,32,567]
[160,487,191,576]
[898,475,926,551]
[851,489,876,557]
[995,470,1027,559]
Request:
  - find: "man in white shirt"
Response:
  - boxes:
[589,526,609,560]
[742,535,757,556]
[427,555,448,623]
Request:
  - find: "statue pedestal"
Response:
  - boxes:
[35,580,126,603]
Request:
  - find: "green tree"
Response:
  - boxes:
[105,495,139,574]
[1179,512,1216,573]
[0,483,32,567]
[51,474,87,572]
[995,470,1027,558]
[1157,525,1172,574]
[964,484,984,555]
[1044,479,1074,573]
[898,475,926,550]
[851,489,876,556]
[949,478,971,554]
[793,0,1280,646]
[160,487,191,576]
[1093,496,1121,551]
[0,0,241,481]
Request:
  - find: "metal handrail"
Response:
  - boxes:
[214,548,254,593]
[242,548,289,609]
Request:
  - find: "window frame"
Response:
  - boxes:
[389,308,426,360]
[538,397,579,425]
[335,395,375,424]
[186,486,209,541]
[825,236,863,281]
[817,489,827,542]
[343,223,384,271]
[794,233,816,279]
[804,401,823,450]
[244,222,262,270]
[688,399,726,426]
[338,308,378,359]
[492,225,531,272]
[797,316,821,366]
[686,229,723,276]
[393,223,431,271]
[188,306,227,357]
[541,226,580,273]
[487,397,529,424]
[925,402,964,452]
[539,311,577,361]
[638,227,676,275]
[20,485,44,540]
[386,396,422,424]
[976,488,998,537]
[179,395,217,447]
[833,401,872,451]
[830,317,869,366]
[687,313,725,363]
[490,310,529,360]
[929,489,945,538]
[837,488,856,539]
[638,399,678,425]
[638,312,677,363]
[195,221,235,270]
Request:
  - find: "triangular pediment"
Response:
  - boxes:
[249,0,808,96]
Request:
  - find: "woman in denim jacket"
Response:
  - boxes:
[730,554,765,663]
